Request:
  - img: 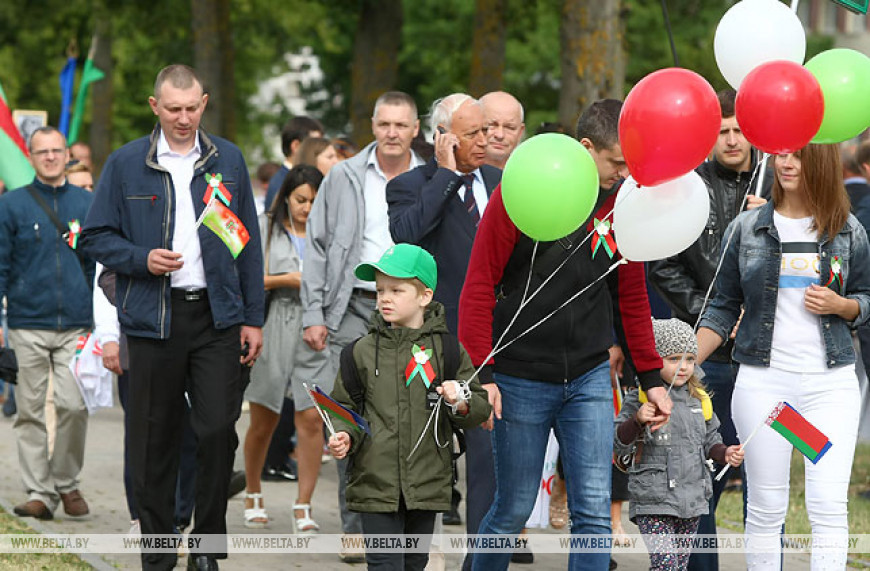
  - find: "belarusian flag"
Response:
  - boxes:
[68,37,105,145]
[766,401,832,464]
[0,80,35,189]
[202,200,250,258]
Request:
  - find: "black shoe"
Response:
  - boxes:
[510,546,534,564]
[227,470,246,499]
[187,555,219,570]
[261,461,297,482]
[610,558,618,570]
[442,506,462,526]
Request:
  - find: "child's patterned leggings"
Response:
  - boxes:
[635,514,700,571]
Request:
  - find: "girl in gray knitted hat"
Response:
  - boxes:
[614,318,744,571]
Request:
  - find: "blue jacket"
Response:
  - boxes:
[699,201,870,368]
[0,179,94,330]
[387,158,501,333]
[80,126,264,339]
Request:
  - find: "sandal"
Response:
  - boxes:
[293,503,320,534]
[244,492,268,528]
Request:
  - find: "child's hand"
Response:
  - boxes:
[437,381,468,413]
[635,402,658,425]
[725,445,744,467]
[328,432,351,460]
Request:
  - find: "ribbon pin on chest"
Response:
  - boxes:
[405,344,436,388]
[591,218,616,259]
[824,256,842,290]
[204,173,232,207]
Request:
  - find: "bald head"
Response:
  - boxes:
[480,91,525,169]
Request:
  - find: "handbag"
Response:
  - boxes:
[0,347,18,385]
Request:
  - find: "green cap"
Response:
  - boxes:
[354,243,438,291]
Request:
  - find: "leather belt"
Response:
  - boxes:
[352,288,377,300]
[171,288,208,302]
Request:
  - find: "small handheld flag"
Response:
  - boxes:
[202,200,250,258]
[766,401,832,464]
[309,384,371,435]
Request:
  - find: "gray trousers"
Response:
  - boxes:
[10,328,88,510]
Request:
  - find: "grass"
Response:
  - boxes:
[0,507,91,570]
[716,441,870,561]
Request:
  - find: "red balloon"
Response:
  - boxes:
[619,68,720,187]
[736,60,824,154]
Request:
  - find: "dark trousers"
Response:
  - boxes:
[265,396,295,467]
[359,497,437,571]
[462,425,496,571]
[127,297,242,569]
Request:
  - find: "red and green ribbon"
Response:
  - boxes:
[67,219,81,249]
[824,256,842,290]
[204,173,232,207]
[591,218,616,259]
[404,344,436,388]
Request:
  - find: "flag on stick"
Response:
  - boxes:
[0,80,35,189]
[68,37,105,144]
[202,200,250,258]
[766,401,832,464]
[308,384,371,435]
[59,54,77,137]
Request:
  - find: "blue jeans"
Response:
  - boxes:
[473,361,612,571]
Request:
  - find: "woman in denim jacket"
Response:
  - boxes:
[697,144,870,570]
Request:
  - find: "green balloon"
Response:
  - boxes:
[501,134,600,242]
[806,48,870,144]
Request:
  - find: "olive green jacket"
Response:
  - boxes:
[330,302,491,513]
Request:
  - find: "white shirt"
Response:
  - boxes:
[770,212,826,372]
[156,131,207,288]
[355,148,423,290]
[456,168,489,216]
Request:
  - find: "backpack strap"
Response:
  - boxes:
[26,185,89,285]
[339,338,365,415]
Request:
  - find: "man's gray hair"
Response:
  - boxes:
[372,91,418,120]
[429,93,478,132]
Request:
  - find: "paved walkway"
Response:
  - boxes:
[0,403,815,570]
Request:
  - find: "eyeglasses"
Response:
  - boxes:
[31,148,65,157]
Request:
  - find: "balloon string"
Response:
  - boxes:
[489,259,626,360]
[660,0,680,67]
[464,191,636,386]
[666,157,766,397]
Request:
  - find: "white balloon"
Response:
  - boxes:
[714,0,806,89]
[613,172,710,262]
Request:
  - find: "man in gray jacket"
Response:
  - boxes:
[292,91,421,560]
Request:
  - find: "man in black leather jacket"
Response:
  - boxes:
[648,88,771,571]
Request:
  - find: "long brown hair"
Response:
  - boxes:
[772,144,850,240]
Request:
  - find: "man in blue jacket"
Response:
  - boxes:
[81,64,263,571]
[0,126,94,522]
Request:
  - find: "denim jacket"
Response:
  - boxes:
[699,201,870,368]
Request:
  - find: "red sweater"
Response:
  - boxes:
[458,185,663,390]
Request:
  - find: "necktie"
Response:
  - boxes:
[462,174,480,226]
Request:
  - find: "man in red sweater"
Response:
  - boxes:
[458,99,672,571]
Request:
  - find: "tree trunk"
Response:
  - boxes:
[468,0,507,97]
[191,0,236,140]
[350,0,403,148]
[89,11,113,178]
[558,0,625,132]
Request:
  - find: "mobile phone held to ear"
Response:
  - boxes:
[436,126,457,148]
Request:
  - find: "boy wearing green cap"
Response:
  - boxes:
[328,243,491,570]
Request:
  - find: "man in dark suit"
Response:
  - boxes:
[387,94,502,566]
[387,93,501,332]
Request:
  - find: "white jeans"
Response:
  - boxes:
[733,364,859,571]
